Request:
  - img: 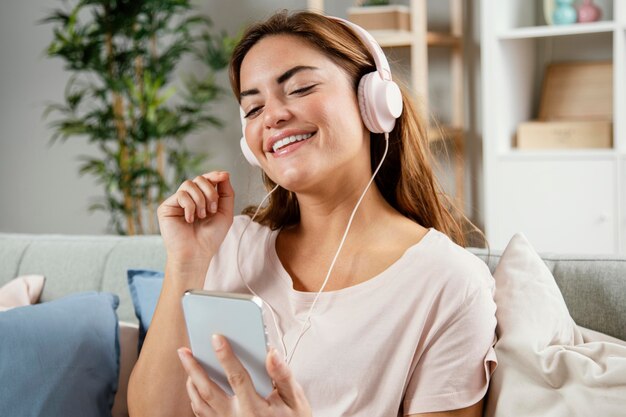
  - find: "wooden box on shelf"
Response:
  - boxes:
[517,120,612,149]
[516,61,613,149]
[347,5,410,31]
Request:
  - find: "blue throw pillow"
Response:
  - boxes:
[0,292,119,417]
[127,269,164,352]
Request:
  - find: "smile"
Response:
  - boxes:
[272,132,315,153]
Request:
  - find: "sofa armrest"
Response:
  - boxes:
[113,321,139,417]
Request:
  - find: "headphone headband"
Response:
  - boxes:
[328,16,393,81]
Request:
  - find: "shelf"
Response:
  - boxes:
[370,30,413,47]
[482,0,623,255]
[497,149,617,161]
[498,21,616,40]
[427,32,463,48]
[369,30,461,48]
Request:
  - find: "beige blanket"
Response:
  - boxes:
[485,234,626,417]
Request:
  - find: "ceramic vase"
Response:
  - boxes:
[578,0,602,23]
[553,0,577,25]
[544,0,555,25]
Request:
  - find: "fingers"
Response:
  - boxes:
[159,171,233,223]
[186,377,216,417]
[213,173,234,216]
[212,334,262,410]
[193,176,219,216]
[266,348,306,410]
[178,348,229,416]
[177,188,201,223]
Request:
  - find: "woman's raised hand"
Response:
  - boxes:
[157,171,235,266]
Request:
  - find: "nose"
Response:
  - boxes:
[263,96,292,129]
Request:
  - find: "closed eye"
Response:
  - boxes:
[291,84,318,95]
[244,106,262,119]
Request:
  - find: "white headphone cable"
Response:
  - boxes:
[236,132,390,365]
[285,132,390,364]
[235,184,289,359]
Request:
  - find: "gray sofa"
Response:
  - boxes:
[1,232,625,416]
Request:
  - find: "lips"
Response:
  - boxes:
[265,130,317,154]
[271,132,315,152]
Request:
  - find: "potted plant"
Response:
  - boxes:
[360,0,390,5]
[42,0,235,235]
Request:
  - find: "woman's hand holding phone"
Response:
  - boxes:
[157,171,235,267]
[177,336,312,417]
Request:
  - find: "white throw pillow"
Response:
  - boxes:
[485,233,626,417]
[0,275,45,311]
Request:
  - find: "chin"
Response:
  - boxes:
[269,166,318,194]
[274,168,304,190]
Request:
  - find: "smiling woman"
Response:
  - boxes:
[128,10,497,417]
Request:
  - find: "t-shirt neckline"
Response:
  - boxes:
[265,226,436,303]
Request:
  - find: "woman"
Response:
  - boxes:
[128,10,496,417]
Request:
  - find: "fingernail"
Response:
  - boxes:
[210,202,217,213]
[212,334,224,351]
[177,348,187,361]
[200,208,206,218]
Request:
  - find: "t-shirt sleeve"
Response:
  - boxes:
[203,215,248,292]
[403,282,498,415]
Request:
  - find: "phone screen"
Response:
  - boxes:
[181,290,273,397]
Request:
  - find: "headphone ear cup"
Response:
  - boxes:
[240,108,261,167]
[357,72,403,134]
[240,136,261,167]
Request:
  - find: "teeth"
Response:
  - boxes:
[272,133,314,152]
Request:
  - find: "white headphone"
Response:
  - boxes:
[239,16,403,167]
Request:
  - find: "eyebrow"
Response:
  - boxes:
[239,65,319,100]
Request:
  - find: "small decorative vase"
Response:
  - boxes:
[553,0,577,25]
[578,0,602,23]
[544,0,555,25]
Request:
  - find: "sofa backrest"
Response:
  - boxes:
[0,233,166,322]
[1,233,624,340]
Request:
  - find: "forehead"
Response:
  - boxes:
[240,34,339,88]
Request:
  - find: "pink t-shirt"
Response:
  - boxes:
[204,215,497,416]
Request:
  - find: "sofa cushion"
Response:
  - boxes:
[127,269,164,352]
[0,292,120,417]
[485,234,626,417]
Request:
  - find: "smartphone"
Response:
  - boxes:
[181,290,274,397]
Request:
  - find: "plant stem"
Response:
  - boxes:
[146,144,157,234]
[146,32,159,234]
[133,25,146,235]
[105,6,135,235]
[157,142,165,199]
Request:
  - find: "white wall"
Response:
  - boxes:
[0,0,483,235]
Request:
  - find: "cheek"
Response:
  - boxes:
[320,89,362,125]
[245,120,263,153]
[323,96,367,151]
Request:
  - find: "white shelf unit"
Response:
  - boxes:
[481,0,625,255]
